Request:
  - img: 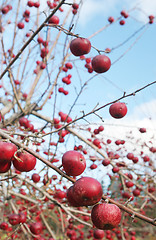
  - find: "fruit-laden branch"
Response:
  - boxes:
[14,174,92,227]
[0,0,65,80]
[31,110,156,201]
[0,129,155,226]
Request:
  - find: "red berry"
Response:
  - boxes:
[133,189,140,197]
[93,138,101,147]
[65,62,73,69]
[48,15,59,25]
[139,127,146,133]
[112,166,119,173]
[72,3,79,10]
[126,181,134,188]
[108,16,114,23]
[127,153,134,160]
[19,117,30,128]
[32,173,40,183]
[98,125,104,132]
[102,159,110,166]
[2,6,9,14]
[17,22,24,29]
[37,37,44,44]
[27,1,34,7]
[119,20,125,25]
[34,2,40,8]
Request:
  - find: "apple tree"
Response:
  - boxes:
[0,0,155,240]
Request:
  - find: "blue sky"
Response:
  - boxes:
[69,0,156,124]
[1,0,156,128]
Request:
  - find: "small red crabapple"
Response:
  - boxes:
[71,177,103,206]
[62,150,86,176]
[109,102,127,119]
[91,55,111,73]
[70,38,91,56]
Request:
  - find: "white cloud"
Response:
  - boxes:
[129,99,156,120]
[78,0,119,25]
[134,0,156,22]
[77,0,156,25]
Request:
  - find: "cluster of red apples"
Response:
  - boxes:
[0,141,36,173]
[62,150,122,230]
[69,37,128,119]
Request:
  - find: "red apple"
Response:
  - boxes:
[72,177,103,206]
[62,150,86,176]
[30,221,43,235]
[8,214,20,225]
[0,161,11,173]
[0,141,17,163]
[0,222,8,230]
[18,212,27,223]
[67,186,80,207]
[70,38,91,56]
[91,203,122,230]
[13,151,36,172]
[93,229,105,239]
[109,102,127,119]
[91,55,111,73]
